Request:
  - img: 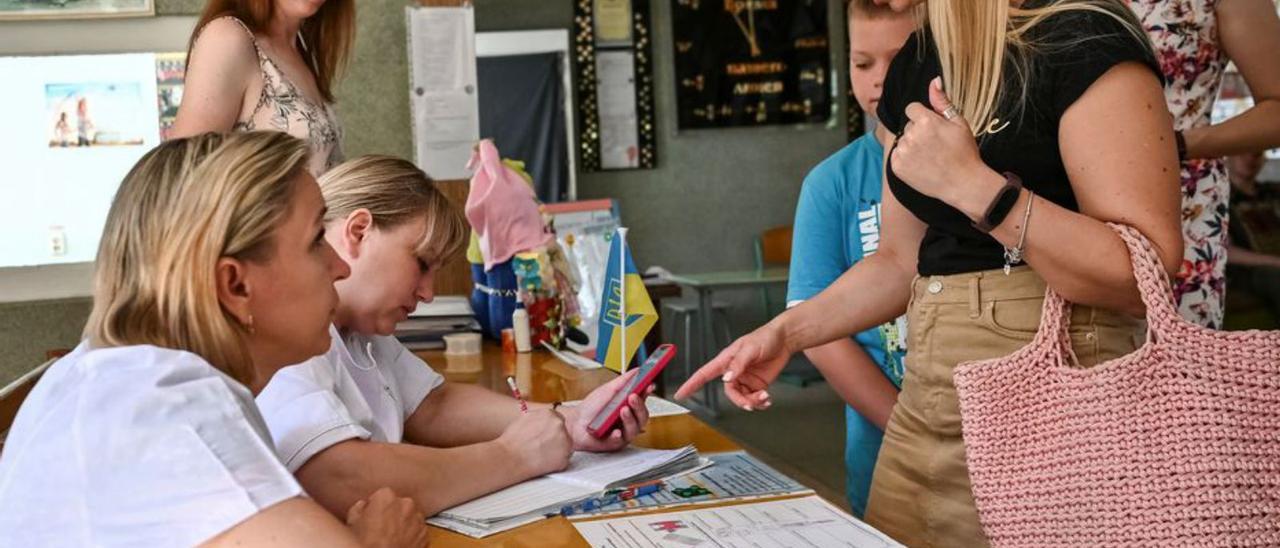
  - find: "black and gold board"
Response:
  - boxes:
[672,0,831,129]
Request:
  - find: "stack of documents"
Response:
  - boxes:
[429,445,706,538]
[395,296,480,350]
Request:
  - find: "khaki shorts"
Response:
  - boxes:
[863,266,1143,547]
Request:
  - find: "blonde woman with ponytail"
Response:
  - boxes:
[677,0,1183,544]
[0,133,428,547]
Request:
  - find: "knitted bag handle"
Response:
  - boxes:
[1034,223,1181,359]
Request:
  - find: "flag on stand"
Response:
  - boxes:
[595,228,657,373]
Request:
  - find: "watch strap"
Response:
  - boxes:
[972,172,1023,233]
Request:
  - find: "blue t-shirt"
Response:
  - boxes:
[786,132,907,517]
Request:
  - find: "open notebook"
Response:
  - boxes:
[429,445,705,538]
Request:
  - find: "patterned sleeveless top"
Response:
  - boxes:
[220,17,343,175]
[1126,0,1228,329]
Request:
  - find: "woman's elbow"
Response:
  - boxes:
[1151,229,1185,280]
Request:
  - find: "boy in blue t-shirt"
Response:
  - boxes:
[785,0,916,517]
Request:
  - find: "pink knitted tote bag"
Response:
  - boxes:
[953,224,1280,547]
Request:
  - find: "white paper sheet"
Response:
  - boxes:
[407,6,479,180]
[410,295,474,318]
[595,50,639,169]
[542,341,606,370]
[573,495,904,547]
[562,396,690,417]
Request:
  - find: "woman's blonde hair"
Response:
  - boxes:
[189,0,355,103]
[318,155,468,266]
[85,132,310,384]
[921,0,1152,137]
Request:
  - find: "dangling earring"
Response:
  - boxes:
[244,313,256,335]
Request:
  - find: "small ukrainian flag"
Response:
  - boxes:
[595,228,657,373]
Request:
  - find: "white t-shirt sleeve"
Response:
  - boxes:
[380,337,445,419]
[256,356,372,472]
[81,349,305,546]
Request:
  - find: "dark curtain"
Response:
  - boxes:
[476,52,569,202]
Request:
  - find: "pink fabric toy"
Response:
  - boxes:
[954,223,1280,546]
[464,140,552,271]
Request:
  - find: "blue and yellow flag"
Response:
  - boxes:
[595,229,657,373]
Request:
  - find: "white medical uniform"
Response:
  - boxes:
[0,342,303,546]
[256,325,443,472]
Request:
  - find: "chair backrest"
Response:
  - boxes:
[0,358,55,451]
[755,225,793,269]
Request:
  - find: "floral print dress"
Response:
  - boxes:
[221,17,344,176]
[1127,0,1228,328]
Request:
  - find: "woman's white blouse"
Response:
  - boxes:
[0,342,303,546]
[256,325,443,472]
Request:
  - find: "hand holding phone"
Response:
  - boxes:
[587,344,676,439]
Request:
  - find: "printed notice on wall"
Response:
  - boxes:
[407,5,479,180]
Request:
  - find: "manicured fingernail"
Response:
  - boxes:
[932,77,942,90]
[744,404,754,411]
[723,371,735,382]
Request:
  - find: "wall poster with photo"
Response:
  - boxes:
[0,0,154,21]
[45,81,148,148]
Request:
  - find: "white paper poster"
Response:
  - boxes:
[407,5,480,180]
[595,49,639,170]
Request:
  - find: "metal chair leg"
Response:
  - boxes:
[683,311,695,384]
[714,308,733,348]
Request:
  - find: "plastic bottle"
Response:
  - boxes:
[512,307,532,352]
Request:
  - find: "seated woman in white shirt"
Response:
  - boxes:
[256,155,654,517]
[0,132,428,547]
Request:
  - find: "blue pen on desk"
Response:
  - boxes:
[559,483,664,517]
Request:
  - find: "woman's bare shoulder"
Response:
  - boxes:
[189,16,260,73]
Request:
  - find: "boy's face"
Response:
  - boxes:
[849,13,917,119]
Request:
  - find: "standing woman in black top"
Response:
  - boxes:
[676,0,1183,544]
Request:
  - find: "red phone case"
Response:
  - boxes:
[587,344,677,438]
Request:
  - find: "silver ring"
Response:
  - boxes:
[942,106,960,121]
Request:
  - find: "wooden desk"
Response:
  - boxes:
[412,346,756,547]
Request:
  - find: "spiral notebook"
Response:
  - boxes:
[429,445,706,538]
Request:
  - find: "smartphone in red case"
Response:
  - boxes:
[587,344,676,439]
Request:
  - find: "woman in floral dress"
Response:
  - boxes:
[1126,0,1280,328]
